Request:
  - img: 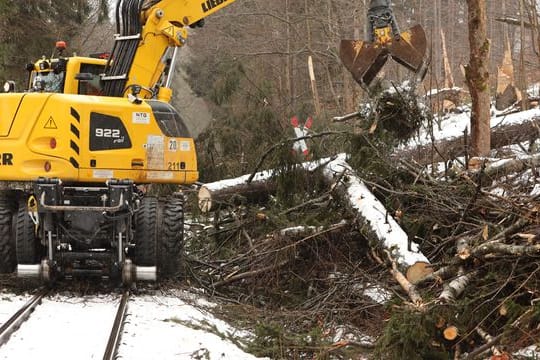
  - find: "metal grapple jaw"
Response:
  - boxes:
[340,24,427,88]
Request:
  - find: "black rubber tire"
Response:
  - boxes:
[158,196,184,279]
[15,199,39,264]
[133,197,158,266]
[0,207,15,273]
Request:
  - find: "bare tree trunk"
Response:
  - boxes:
[529,0,540,64]
[440,28,454,88]
[519,0,530,110]
[496,0,521,110]
[285,0,293,110]
[343,68,355,113]
[465,0,491,157]
[308,56,322,116]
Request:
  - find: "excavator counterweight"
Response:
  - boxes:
[340,0,427,89]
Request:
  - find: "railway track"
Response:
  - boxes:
[0,289,130,359]
[0,288,49,346]
[103,291,130,360]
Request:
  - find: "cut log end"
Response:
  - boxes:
[406,261,434,284]
[198,186,212,213]
[443,325,459,341]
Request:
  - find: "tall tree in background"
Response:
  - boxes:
[465,0,491,157]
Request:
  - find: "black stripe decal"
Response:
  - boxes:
[70,124,80,138]
[70,140,80,155]
[70,157,79,168]
[70,107,80,123]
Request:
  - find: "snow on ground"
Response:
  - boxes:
[0,294,117,360]
[120,294,262,360]
[0,291,265,360]
[514,345,540,358]
[0,294,28,326]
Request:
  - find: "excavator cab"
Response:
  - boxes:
[25,58,106,95]
[340,0,427,89]
[23,42,107,96]
[28,62,66,93]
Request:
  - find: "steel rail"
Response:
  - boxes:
[103,290,130,360]
[0,288,49,346]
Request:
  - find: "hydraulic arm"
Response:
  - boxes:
[103,0,237,101]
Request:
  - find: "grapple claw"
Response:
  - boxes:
[340,22,427,88]
[339,0,427,89]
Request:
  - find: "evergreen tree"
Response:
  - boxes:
[0,0,109,83]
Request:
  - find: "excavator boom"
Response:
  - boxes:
[340,0,427,88]
[103,0,237,100]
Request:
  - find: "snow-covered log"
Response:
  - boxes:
[198,174,274,213]
[277,221,348,238]
[198,157,334,212]
[483,153,540,179]
[398,114,540,166]
[321,154,429,269]
[200,154,428,270]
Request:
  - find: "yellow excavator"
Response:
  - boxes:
[340,0,427,90]
[0,0,237,285]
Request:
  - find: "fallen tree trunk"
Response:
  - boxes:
[397,115,540,166]
[201,154,429,270]
[438,267,478,303]
[482,152,540,179]
[198,156,334,212]
[198,176,275,213]
[321,154,429,269]
[472,241,540,257]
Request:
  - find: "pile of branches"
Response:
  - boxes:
[185,163,390,359]
[371,156,540,359]
[183,90,540,359]
[183,148,540,359]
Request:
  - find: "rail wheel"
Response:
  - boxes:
[15,197,39,265]
[158,194,184,279]
[0,203,15,273]
[132,196,158,267]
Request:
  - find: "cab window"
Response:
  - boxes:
[147,101,191,138]
[78,63,105,95]
[29,71,65,93]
